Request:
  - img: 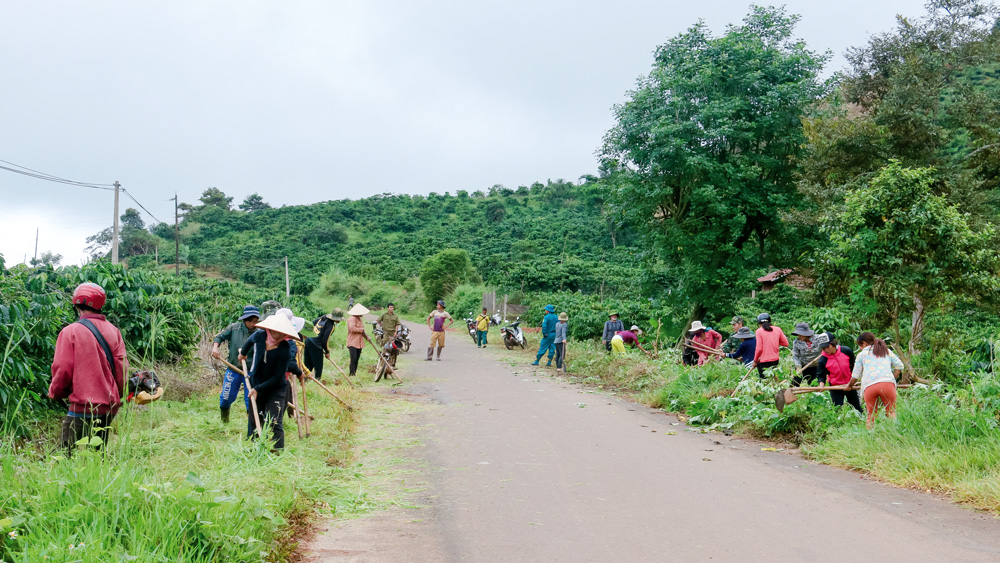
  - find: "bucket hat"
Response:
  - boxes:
[347,304,370,316]
[608,312,619,318]
[239,305,260,321]
[545,304,555,313]
[689,320,706,332]
[791,322,815,337]
[558,312,568,321]
[256,314,302,340]
[733,327,755,339]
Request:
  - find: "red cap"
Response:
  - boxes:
[72,282,106,311]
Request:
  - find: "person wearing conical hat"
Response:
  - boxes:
[238,312,300,450]
[345,304,370,375]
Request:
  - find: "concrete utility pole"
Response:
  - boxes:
[285,256,290,299]
[112,181,121,264]
[33,228,38,264]
[173,193,180,275]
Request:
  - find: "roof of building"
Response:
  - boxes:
[757,268,795,283]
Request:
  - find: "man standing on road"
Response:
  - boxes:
[532,304,559,366]
[376,303,401,346]
[212,305,260,423]
[602,312,624,352]
[427,300,454,361]
[48,282,128,455]
[475,307,491,348]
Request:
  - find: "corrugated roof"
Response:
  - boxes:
[757,268,794,283]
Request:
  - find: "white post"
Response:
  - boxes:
[111,181,120,264]
[285,256,290,299]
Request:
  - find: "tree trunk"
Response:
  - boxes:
[909,293,925,357]
[677,303,706,347]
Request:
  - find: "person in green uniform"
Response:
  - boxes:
[376,303,401,346]
[721,316,745,355]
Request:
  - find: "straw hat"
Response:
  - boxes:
[347,303,370,316]
[255,314,302,340]
[689,321,706,332]
[558,312,568,321]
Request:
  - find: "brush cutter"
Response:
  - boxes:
[323,354,356,388]
[775,384,913,412]
[241,359,263,437]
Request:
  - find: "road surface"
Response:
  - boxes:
[303,323,1000,562]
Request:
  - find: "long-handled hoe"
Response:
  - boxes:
[241,359,262,437]
[217,357,309,418]
[289,369,304,440]
[323,355,356,388]
[775,384,913,412]
[299,375,312,438]
[308,375,354,412]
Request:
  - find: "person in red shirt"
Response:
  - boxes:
[751,313,788,378]
[688,321,722,366]
[48,282,128,454]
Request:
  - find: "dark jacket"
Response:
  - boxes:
[726,338,757,365]
[241,331,291,397]
[602,319,624,342]
[214,321,257,367]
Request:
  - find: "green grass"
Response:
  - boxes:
[558,340,1000,513]
[0,354,388,562]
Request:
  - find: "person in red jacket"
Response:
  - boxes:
[48,282,128,454]
[814,332,863,413]
[751,313,788,378]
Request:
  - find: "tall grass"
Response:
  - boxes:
[0,364,373,562]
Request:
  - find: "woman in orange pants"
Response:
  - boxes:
[845,332,904,428]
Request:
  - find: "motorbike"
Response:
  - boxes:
[397,324,411,352]
[500,318,526,350]
[375,335,405,382]
[465,315,478,344]
[490,311,501,326]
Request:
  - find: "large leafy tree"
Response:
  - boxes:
[419,248,476,305]
[819,161,999,354]
[601,6,828,322]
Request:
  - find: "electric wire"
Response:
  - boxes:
[121,188,166,225]
[0,158,115,189]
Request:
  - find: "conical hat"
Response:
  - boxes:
[347,304,370,316]
[256,313,302,340]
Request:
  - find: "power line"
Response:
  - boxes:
[0,158,115,190]
[121,188,166,225]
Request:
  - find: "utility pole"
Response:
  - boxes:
[33,228,39,264]
[284,256,290,299]
[112,181,121,264]
[173,193,180,275]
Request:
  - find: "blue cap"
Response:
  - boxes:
[545,304,555,313]
[239,305,261,320]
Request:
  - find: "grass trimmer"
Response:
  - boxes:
[307,375,354,412]
[241,359,263,437]
[775,384,913,412]
[323,354,356,388]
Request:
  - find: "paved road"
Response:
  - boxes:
[304,324,1000,562]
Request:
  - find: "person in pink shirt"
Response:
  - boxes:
[752,313,788,378]
[688,321,722,366]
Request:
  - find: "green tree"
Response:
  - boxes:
[199,187,233,211]
[239,192,271,213]
[819,161,999,355]
[601,6,828,323]
[419,248,475,305]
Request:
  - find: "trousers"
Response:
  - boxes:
[220,368,251,410]
[863,382,898,428]
[554,342,565,368]
[60,412,115,455]
[348,346,362,375]
[536,333,555,361]
[477,330,488,346]
[247,389,288,450]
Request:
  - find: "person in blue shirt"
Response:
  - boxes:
[726,327,757,367]
[531,304,559,366]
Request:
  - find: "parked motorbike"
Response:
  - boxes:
[490,311,501,326]
[465,315,478,344]
[375,335,405,382]
[397,324,411,352]
[500,318,526,350]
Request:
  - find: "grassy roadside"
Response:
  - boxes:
[0,319,413,562]
[501,336,1000,515]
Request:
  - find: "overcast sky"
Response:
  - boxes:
[0,0,924,265]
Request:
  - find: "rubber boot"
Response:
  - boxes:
[220,407,230,424]
[436,347,443,361]
[531,360,539,365]
[546,360,552,367]
[426,347,434,361]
